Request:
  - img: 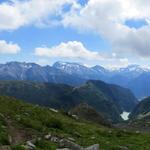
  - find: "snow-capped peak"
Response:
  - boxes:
[118,64,149,73]
[53,61,89,74]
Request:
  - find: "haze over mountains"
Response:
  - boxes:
[0,61,150,99]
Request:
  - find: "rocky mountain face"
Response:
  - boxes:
[130,97,150,119]
[0,61,149,98]
[0,62,85,86]
[127,97,150,130]
[0,80,137,123]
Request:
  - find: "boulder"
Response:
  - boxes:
[26,141,36,149]
[59,139,83,150]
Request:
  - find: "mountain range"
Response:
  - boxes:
[0,61,150,98]
[0,80,137,123]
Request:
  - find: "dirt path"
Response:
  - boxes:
[5,118,33,145]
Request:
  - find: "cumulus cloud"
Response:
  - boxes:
[35,41,103,60]
[62,0,150,58]
[1,0,150,65]
[0,40,21,54]
[35,41,129,68]
[0,0,74,30]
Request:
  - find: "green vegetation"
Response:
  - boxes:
[0,96,150,150]
[0,114,9,145]
[0,80,137,122]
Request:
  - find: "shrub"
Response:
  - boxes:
[48,118,63,130]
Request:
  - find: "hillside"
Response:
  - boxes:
[127,97,150,129]
[0,96,150,150]
[69,103,111,126]
[0,80,137,122]
[130,97,150,119]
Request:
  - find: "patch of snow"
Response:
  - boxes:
[120,111,130,120]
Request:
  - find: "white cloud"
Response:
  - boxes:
[35,41,103,60]
[0,40,21,54]
[62,0,150,58]
[35,41,129,68]
[0,0,74,30]
[1,0,150,66]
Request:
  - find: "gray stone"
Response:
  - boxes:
[8,135,12,144]
[49,108,58,113]
[71,115,79,120]
[85,144,100,150]
[26,141,36,149]
[57,149,70,150]
[50,136,59,143]
[44,134,52,140]
[135,130,140,134]
[59,139,83,150]
[68,137,75,142]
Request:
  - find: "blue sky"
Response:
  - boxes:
[0,0,150,68]
[0,25,111,64]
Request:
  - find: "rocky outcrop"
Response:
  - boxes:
[44,133,100,150]
[59,139,83,150]
[85,144,100,150]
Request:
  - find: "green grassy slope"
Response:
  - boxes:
[0,96,150,150]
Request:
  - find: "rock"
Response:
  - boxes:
[59,139,83,150]
[135,130,140,134]
[49,108,58,113]
[22,145,31,150]
[26,141,36,149]
[59,139,100,150]
[50,136,59,143]
[57,149,70,150]
[67,137,75,142]
[85,144,100,150]
[44,134,52,140]
[71,115,79,120]
[8,135,12,144]
[0,146,11,150]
